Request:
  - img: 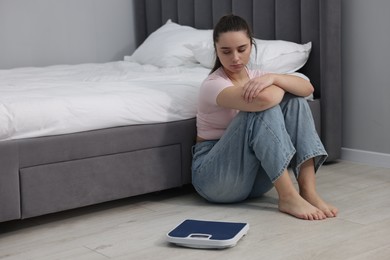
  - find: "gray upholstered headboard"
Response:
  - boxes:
[133,0,341,161]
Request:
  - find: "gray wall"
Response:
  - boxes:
[0,0,136,69]
[342,0,390,163]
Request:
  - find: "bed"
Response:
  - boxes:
[0,0,341,223]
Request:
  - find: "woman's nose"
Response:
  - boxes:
[232,51,240,62]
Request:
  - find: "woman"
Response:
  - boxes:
[192,14,338,220]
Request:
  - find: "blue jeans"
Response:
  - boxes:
[191,94,327,203]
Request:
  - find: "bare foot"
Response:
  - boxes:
[278,193,326,220]
[300,191,338,218]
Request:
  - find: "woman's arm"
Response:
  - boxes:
[216,84,285,112]
[242,73,314,103]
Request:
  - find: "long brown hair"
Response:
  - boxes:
[210,14,256,74]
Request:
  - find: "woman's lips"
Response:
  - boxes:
[230,64,243,69]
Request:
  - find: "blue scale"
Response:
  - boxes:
[166,219,249,249]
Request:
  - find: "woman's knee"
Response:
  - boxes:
[284,95,309,109]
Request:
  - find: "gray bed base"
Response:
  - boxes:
[0,0,341,223]
[0,120,196,222]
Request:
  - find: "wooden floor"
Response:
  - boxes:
[1,160,390,260]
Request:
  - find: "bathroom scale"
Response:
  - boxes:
[166,219,249,249]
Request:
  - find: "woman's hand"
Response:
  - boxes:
[242,74,274,103]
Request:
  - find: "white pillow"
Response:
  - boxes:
[185,38,311,73]
[184,41,216,69]
[129,20,212,67]
[250,39,311,73]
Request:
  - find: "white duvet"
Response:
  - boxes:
[0,61,209,141]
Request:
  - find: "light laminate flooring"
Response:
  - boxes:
[1,160,390,260]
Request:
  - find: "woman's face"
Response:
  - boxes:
[215,31,252,74]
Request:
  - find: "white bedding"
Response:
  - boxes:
[0,61,210,141]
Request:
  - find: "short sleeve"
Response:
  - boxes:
[198,69,233,108]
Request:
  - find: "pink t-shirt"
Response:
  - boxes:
[196,67,266,140]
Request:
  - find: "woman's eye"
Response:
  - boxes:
[223,51,231,55]
[238,48,246,53]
